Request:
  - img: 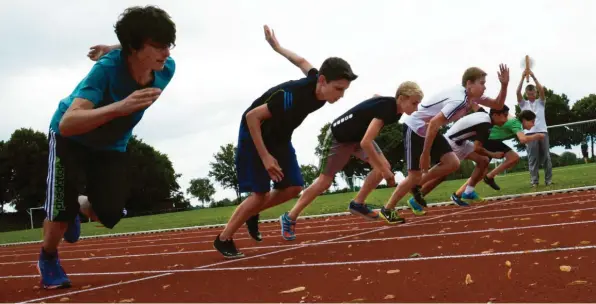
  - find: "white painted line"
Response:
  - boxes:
[17,273,172,304]
[2,185,593,248]
[6,244,596,279]
[2,193,572,303]
[2,219,594,267]
[3,199,593,260]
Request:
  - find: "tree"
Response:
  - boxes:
[572,94,596,158]
[300,164,319,188]
[125,136,186,215]
[209,143,240,200]
[2,128,49,213]
[187,178,216,206]
[0,140,11,213]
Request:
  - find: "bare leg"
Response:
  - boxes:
[384,171,422,209]
[354,169,383,204]
[455,152,489,197]
[219,193,267,240]
[288,176,332,220]
[258,186,303,212]
[420,176,447,196]
[418,152,460,186]
[42,220,68,253]
[486,151,520,179]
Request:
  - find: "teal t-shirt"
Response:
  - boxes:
[49,49,176,152]
[489,118,522,141]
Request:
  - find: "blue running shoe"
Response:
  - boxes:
[279,212,296,241]
[407,197,426,216]
[348,201,379,220]
[63,214,81,243]
[462,190,484,203]
[450,193,470,207]
[37,249,71,289]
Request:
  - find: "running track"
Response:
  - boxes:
[1,188,595,303]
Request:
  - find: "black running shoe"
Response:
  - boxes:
[213,235,244,259]
[379,207,406,224]
[412,185,428,207]
[483,176,501,190]
[245,214,262,242]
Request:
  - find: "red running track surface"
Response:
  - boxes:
[1,190,595,303]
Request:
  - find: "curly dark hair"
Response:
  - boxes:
[114,5,176,54]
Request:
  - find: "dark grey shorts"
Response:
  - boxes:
[318,129,382,177]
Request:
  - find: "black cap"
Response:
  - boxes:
[319,57,358,82]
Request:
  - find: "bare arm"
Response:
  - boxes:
[476,64,510,110]
[360,119,391,176]
[516,131,544,144]
[516,72,525,102]
[59,99,120,137]
[245,104,273,159]
[423,113,448,157]
[529,71,546,102]
[473,141,502,158]
[264,25,314,76]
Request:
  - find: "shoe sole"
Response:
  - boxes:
[349,208,379,221]
[279,215,296,241]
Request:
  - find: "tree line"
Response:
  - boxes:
[189,88,596,207]
[1,88,595,221]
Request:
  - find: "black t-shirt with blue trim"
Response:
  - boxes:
[240,68,324,145]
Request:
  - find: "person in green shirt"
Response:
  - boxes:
[469,107,544,192]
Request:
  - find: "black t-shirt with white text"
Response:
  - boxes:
[331,96,400,143]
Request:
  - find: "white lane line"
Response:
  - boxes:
[17,273,172,304]
[2,219,594,267]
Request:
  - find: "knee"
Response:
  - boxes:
[287,185,303,197]
[447,157,460,172]
[406,171,422,185]
[508,152,520,163]
[477,156,489,168]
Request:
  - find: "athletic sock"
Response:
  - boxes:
[464,185,475,194]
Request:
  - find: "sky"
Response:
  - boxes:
[1,0,595,206]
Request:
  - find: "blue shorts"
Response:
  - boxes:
[236,130,304,194]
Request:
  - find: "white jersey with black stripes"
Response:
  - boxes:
[404,86,480,137]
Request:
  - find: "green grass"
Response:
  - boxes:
[1,163,595,245]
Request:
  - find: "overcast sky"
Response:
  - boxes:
[1,0,594,204]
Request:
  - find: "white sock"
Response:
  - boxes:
[464,186,475,194]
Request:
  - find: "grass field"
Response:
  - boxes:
[1,163,595,244]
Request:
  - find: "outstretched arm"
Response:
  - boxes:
[529,71,546,102]
[475,64,510,110]
[264,25,314,76]
[88,44,121,61]
[516,71,525,102]
[516,131,545,144]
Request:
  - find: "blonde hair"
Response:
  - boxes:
[396,81,424,99]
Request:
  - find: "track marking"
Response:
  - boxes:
[7,244,596,279]
[10,191,512,303]
[3,200,594,260]
[2,219,594,267]
[16,273,171,304]
[2,187,594,249]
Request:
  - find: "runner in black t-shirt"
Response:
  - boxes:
[214,25,358,259]
[276,82,424,241]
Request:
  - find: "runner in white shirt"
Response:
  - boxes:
[412,107,511,210]
[517,70,551,187]
[380,65,510,222]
